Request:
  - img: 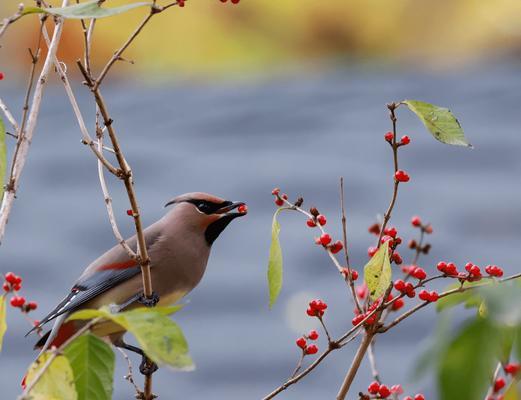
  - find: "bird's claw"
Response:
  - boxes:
[139,357,158,376]
[138,292,160,307]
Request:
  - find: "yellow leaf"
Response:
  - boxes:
[363,241,392,300]
[0,295,6,352]
[25,352,77,400]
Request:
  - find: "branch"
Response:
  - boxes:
[340,177,362,312]
[367,340,381,383]
[0,4,25,41]
[336,333,374,400]
[0,1,68,245]
[0,98,20,132]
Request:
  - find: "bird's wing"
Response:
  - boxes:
[27,221,164,336]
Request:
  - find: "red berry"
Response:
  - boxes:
[317,215,327,226]
[306,307,316,317]
[429,291,439,302]
[412,267,427,280]
[395,170,410,182]
[10,296,25,308]
[27,301,38,311]
[445,262,458,275]
[319,233,332,246]
[329,240,343,254]
[400,135,411,145]
[384,131,394,142]
[394,279,405,292]
[352,314,365,326]
[380,235,394,246]
[281,194,288,200]
[271,188,280,195]
[126,209,133,216]
[390,384,403,394]
[392,298,405,311]
[437,261,447,272]
[305,344,318,355]
[504,363,520,375]
[4,272,17,284]
[494,377,506,392]
[310,299,328,311]
[308,330,319,340]
[275,198,284,206]
[13,275,22,285]
[368,246,378,258]
[368,223,380,235]
[296,337,307,349]
[306,218,316,227]
[237,204,248,214]
[368,381,380,394]
[404,397,414,400]
[12,283,21,291]
[414,395,425,400]
[470,265,481,276]
[378,384,391,398]
[178,0,185,6]
[2,283,10,292]
[411,216,422,227]
[384,226,397,238]
[0,72,4,80]
[231,0,240,3]
[419,290,430,301]
[33,320,40,327]
[356,284,368,299]
[424,224,433,234]
[465,262,474,272]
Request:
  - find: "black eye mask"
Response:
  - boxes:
[186,199,232,215]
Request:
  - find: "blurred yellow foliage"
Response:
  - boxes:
[1,0,521,77]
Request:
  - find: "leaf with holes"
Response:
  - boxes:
[64,333,114,400]
[25,352,77,400]
[23,1,152,19]
[363,241,391,300]
[0,117,6,202]
[267,208,284,308]
[403,100,472,147]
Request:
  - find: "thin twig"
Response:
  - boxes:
[116,347,144,398]
[340,177,362,312]
[0,1,68,245]
[376,103,401,246]
[484,362,502,400]
[367,341,381,383]
[0,4,25,40]
[0,98,20,132]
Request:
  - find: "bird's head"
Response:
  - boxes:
[165,192,247,245]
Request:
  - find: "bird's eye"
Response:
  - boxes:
[197,202,211,214]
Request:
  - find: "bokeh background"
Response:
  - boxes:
[1,0,521,399]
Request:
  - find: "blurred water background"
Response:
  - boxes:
[1,0,521,399]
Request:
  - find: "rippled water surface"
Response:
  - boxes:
[1,65,520,399]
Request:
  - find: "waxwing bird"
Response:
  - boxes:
[27,192,247,374]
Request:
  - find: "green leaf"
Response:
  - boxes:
[479,283,521,326]
[122,309,193,370]
[25,352,77,400]
[0,117,6,203]
[68,306,192,370]
[23,0,152,19]
[403,100,472,147]
[436,281,482,312]
[63,334,114,400]
[0,295,6,352]
[363,241,391,300]
[267,208,283,308]
[438,318,500,400]
[498,327,516,364]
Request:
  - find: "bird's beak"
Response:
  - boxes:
[215,201,248,218]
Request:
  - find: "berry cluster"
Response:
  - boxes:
[368,225,403,265]
[364,381,424,399]
[3,272,38,313]
[306,299,327,318]
[295,330,320,355]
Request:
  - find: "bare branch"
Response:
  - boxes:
[0,98,20,132]
[0,1,69,245]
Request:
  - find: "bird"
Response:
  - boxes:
[26,192,247,374]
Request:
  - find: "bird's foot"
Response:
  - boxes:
[138,291,160,308]
[139,357,158,376]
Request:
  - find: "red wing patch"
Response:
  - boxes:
[97,260,136,271]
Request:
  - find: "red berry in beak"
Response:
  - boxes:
[237,204,248,214]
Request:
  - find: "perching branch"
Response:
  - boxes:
[0,0,69,245]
